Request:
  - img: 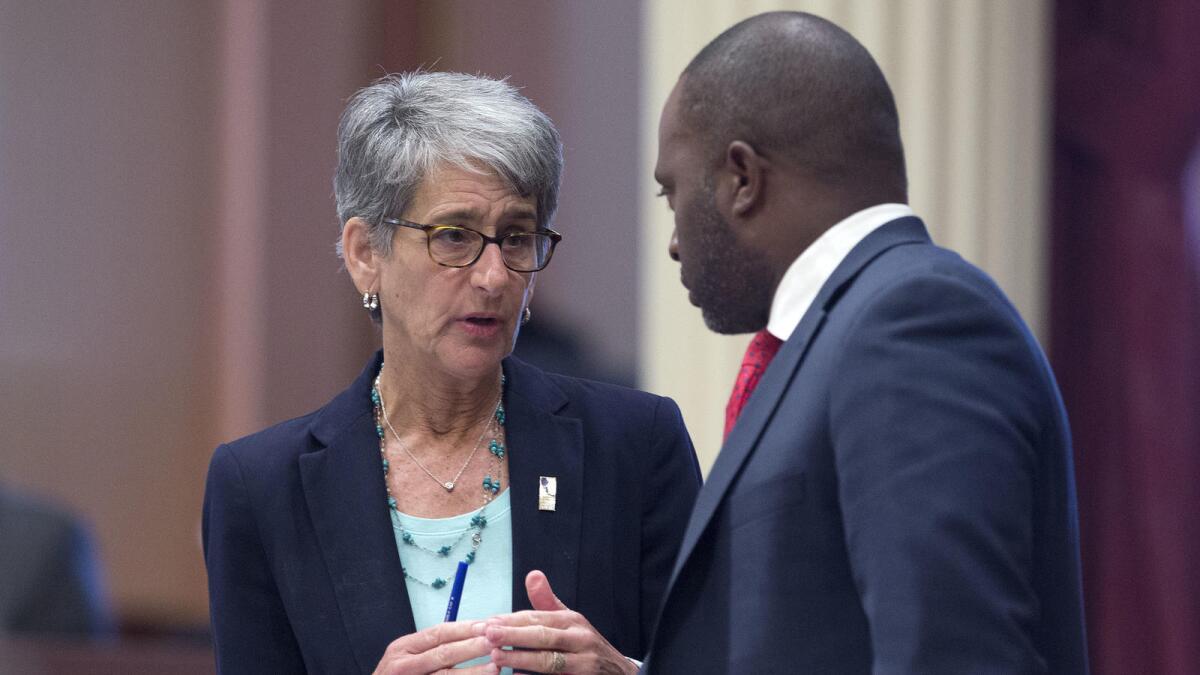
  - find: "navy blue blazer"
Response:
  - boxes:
[644,218,1088,673]
[203,353,701,674]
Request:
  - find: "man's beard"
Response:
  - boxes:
[679,188,775,335]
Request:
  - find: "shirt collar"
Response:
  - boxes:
[766,203,915,341]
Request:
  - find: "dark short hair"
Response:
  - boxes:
[680,11,906,194]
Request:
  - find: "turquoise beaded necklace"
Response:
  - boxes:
[371,366,507,590]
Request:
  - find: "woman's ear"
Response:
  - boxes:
[720,140,766,219]
[342,217,378,293]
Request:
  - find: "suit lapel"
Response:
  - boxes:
[664,217,932,592]
[299,353,415,674]
[663,308,824,589]
[502,357,584,611]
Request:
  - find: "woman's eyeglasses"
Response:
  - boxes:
[382,218,562,273]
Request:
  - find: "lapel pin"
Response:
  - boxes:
[538,476,557,511]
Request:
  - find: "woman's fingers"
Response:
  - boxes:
[481,609,591,654]
[375,622,494,675]
[483,622,586,652]
[482,609,581,629]
[491,647,584,674]
[525,569,568,611]
[429,663,497,675]
[409,635,493,672]
[481,577,635,675]
[388,620,483,655]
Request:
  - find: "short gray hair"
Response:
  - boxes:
[334,71,563,257]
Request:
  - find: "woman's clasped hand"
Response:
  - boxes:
[480,571,639,675]
[373,570,637,675]
[372,622,494,675]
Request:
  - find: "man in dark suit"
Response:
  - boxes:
[645,11,1088,673]
[0,485,114,637]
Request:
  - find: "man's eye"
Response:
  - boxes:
[655,187,670,198]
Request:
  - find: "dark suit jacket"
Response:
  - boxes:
[203,353,701,674]
[0,487,114,637]
[644,218,1088,674]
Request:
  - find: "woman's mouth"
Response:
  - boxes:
[459,315,502,338]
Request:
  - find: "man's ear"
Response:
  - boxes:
[342,217,379,294]
[718,140,766,219]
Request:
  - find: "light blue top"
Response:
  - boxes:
[393,489,513,671]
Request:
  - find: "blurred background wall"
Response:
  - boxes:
[1,0,228,630]
[1052,0,1200,671]
[0,1,1195,672]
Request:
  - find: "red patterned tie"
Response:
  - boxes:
[724,329,784,441]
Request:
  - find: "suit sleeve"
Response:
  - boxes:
[638,397,703,654]
[830,273,1049,674]
[203,443,306,673]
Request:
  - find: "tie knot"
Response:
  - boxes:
[724,329,784,441]
[747,329,784,361]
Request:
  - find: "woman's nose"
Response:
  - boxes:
[471,241,510,291]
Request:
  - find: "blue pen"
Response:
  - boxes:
[444,561,469,621]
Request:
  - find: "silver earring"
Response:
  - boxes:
[522,307,532,325]
[362,291,379,311]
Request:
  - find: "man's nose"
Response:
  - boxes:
[668,229,680,262]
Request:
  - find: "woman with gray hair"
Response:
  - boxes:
[203,72,701,675]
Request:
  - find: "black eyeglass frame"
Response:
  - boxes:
[382,217,563,272]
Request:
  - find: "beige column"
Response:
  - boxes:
[214,0,269,442]
[639,0,1051,471]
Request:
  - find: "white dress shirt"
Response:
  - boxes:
[767,203,916,341]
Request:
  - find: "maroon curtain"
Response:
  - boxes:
[1052,1,1200,673]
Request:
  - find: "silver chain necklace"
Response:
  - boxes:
[371,364,508,590]
[375,372,503,492]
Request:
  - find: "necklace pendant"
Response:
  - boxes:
[443,481,455,491]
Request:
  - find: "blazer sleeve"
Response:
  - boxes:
[638,396,703,653]
[203,443,307,673]
[829,273,1049,673]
